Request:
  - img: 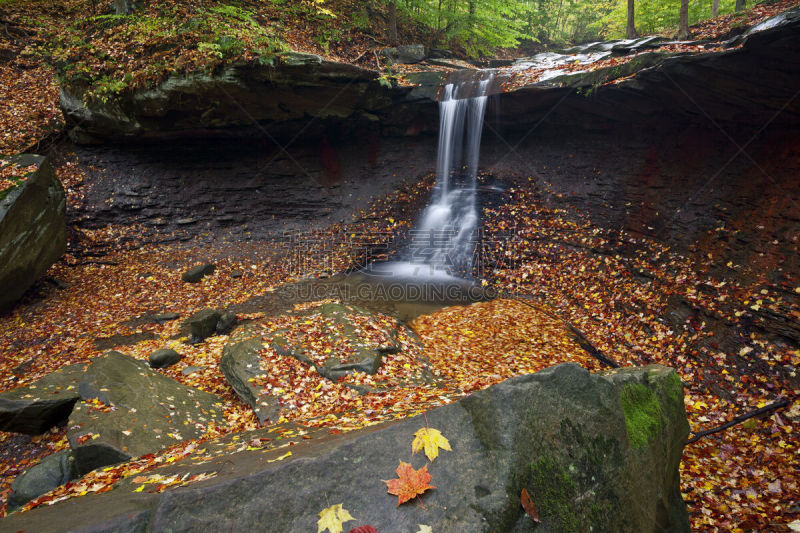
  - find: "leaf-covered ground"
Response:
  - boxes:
[0,166,797,531]
[1,0,798,529]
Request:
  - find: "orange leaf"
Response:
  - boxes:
[520,487,540,523]
[383,461,435,505]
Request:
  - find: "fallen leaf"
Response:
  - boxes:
[412,427,451,462]
[317,503,355,533]
[416,526,433,533]
[520,487,540,523]
[348,526,378,533]
[384,461,435,505]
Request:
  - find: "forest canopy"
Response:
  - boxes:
[389,0,756,53]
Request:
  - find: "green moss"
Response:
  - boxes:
[663,371,683,404]
[529,456,580,531]
[620,383,663,449]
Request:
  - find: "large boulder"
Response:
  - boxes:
[0,363,690,532]
[0,155,66,312]
[380,44,427,64]
[67,351,225,475]
[185,309,237,341]
[0,363,86,434]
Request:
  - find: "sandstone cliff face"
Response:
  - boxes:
[0,154,66,313]
[60,7,800,143]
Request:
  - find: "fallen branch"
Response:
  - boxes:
[510,294,619,368]
[365,34,389,47]
[686,398,791,444]
[352,48,370,63]
[565,323,620,368]
[64,260,119,267]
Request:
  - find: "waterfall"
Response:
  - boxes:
[370,73,493,280]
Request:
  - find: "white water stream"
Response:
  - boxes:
[369,74,493,279]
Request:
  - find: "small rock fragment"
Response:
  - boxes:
[181,263,216,283]
[148,348,181,369]
[216,311,237,335]
[188,309,222,340]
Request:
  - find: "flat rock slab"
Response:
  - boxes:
[68,351,225,475]
[220,337,278,425]
[0,363,690,532]
[269,302,404,380]
[220,303,423,424]
[0,363,86,434]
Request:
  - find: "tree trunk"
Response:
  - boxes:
[677,0,690,39]
[735,0,746,12]
[388,1,398,46]
[712,0,720,17]
[626,0,638,39]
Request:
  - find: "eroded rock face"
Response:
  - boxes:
[67,351,225,475]
[496,7,800,129]
[0,363,690,532]
[60,53,435,143]
[0,155,66,313]
[60,8,800,145]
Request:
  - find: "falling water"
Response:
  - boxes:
[370,73,494,280]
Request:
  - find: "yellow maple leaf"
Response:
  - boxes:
[317,503,355,533]
[412,427,452,462]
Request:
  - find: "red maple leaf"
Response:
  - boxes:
[349,526,379,533]
[383,461,435,505]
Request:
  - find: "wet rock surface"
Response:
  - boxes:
[65,136,434,244]
[0,364,690,532]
